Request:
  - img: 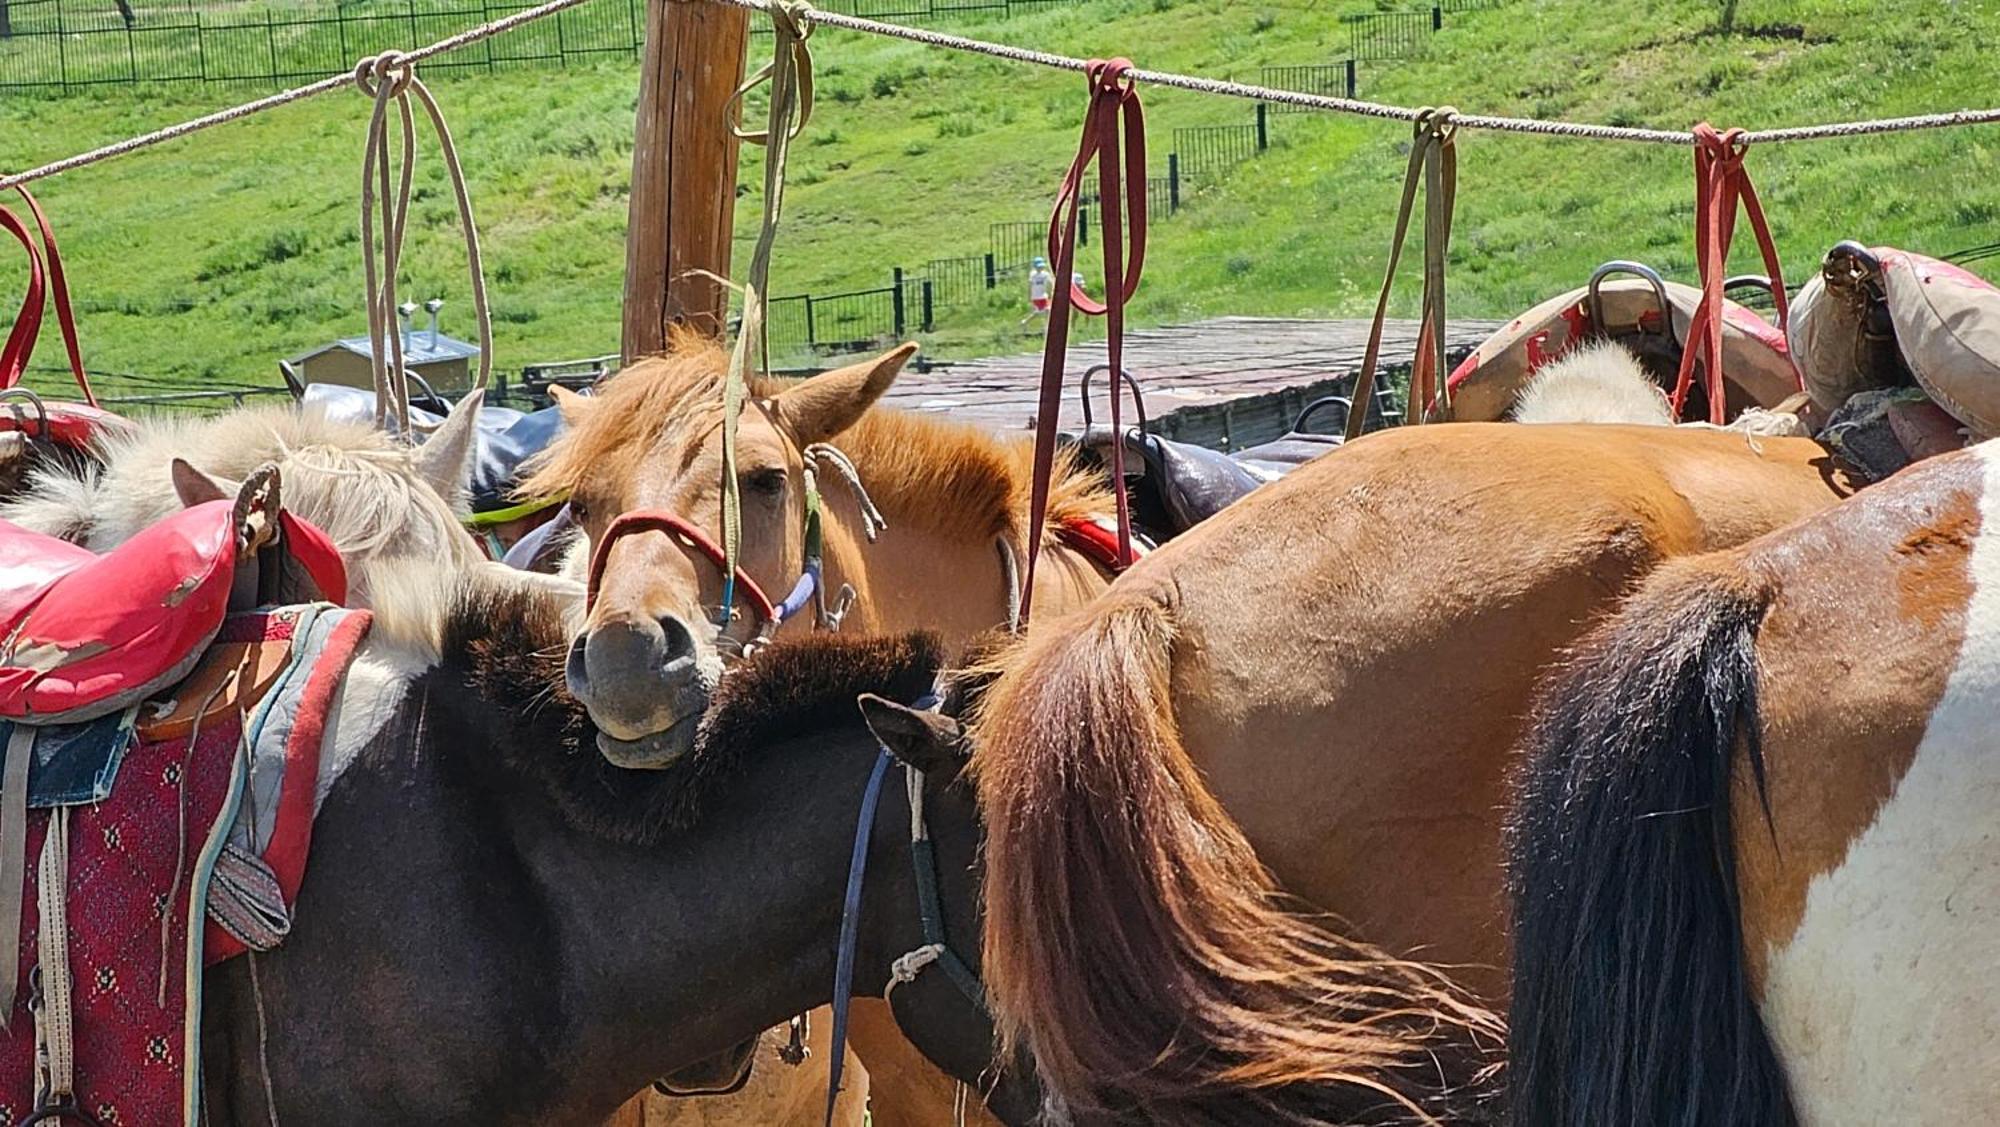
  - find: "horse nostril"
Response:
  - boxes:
[656,614,698,677]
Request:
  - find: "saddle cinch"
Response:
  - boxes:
[1060,365,1352,542]
[0,467,366,1127]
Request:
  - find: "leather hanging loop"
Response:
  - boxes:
[1021,57,1149,622]
[1344,106,1459,442]
[1669,123,1797,424]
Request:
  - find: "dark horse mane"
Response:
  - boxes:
[1505,558,1795,1126]
[436,582,943,845]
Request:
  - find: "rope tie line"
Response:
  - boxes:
[354,50,493,435]
[1345,106,1457,441]
[717,0,815,619]
[1668,123,1796,425]
[1022,57,1145,624]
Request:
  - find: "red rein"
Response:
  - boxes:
[1670,123,1798,424]
[1021,58,1147,622]
[585,510,778,633]
[0,187,98,408]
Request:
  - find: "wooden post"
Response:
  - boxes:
[622,0,751,359]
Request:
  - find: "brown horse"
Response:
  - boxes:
[520,332,1119,1126]
[1507,441,2000,1125]
[963,421,1860,1121]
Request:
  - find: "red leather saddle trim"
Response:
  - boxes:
[0,501,240,722]
[279,511,348,607]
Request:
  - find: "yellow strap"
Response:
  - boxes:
[719,0,815,602]
[1344,107,1458,442]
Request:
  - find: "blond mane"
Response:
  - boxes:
[519,331,1110,548]
[0,403,487,650]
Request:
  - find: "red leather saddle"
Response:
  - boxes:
[0,467,346,724]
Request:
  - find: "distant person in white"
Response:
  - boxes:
[1021,256,1054,327]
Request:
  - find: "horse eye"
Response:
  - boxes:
[568,497,591,522]
[747,469,787,497]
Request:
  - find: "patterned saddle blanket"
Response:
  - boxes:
[0,604,369,1126]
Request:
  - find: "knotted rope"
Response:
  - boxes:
[1668,123,1798,424]
[1345,107,1457,440]
[1022,57,1146,623]
[717,0,815,618]
[355,50,493,435]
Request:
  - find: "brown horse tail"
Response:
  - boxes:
[970,592,1505,1125]
[1506,560,1794,1126]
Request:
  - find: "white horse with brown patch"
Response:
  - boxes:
[1508,440,2000,1124]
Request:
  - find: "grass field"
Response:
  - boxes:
[0,0,1997,400]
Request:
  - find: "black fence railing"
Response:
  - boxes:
[1350,9,1438,62]
[924,254,993,308]
[1173,121,1265,180]
[1260,62,1356,109]
[0,0,645,90]
[762,267,935,356]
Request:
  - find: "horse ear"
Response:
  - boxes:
[170,458,239,508]
[412,388,484,503]
[549,385,595,426]
[859,692,969,778]
[771,342,919,446]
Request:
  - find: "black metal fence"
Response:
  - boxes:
[763,267,934,356]
[1173,120,1265,180]
[1350,9,1438,62]
[1260,62,1356,109]
[0,0,1086,90]
[924,253,994,308]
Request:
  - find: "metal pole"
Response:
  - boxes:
[891,268,906,340]
[805,296,817,348]
[1168,152,1179,211]
[921,280,934,332]
[1345,58,1356,98]
[1432,5,1443,30]
[984,252,996,289]
[1256,101,1268,150]
[265,9,277,87]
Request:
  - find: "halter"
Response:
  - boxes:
[586,447,876,653]
[823,693,986,1126]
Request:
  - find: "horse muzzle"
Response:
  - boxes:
[565,614,717,768]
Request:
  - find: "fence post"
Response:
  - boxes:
[1168,152,1180,211]
[1079,207,1089,246]
[126,20,137,83]
[921,280,934,332]
[984,252,996,289]
[891,268,907,340]
[805,295,817,348]
[1432,5,1442,29]
[337,7,348,76]
[1345,58,1357,97]
[1255,102,1268,150]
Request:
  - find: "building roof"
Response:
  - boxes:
[289,331,481,367]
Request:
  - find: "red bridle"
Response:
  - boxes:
[584,510,779,637]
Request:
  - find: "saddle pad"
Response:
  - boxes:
[0,604,369,1126]
[0,502,240,725]
[10,708,136,810]
[1056,515,1153,574]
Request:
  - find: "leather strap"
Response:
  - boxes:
[585,510,779,632]
[0,189,96,408]
[0,725,33,1025]
[1022,58,1146,622]
[824,748,894,1127]
[1668,124,1798,424]
[1345,108,1457,441]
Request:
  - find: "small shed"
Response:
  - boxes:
[285,304,481,394]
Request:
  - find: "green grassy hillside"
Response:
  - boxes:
[0,0,1996,399]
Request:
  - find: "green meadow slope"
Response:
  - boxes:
[0,0,1996,397]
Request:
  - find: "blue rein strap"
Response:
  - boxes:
[824,748,894,1126]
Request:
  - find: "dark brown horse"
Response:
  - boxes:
[196,578,1036,1124]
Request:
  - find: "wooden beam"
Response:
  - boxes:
[622,0,750,358]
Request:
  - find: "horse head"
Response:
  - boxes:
[528,338,918,768]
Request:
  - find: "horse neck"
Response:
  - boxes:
[818,504,1113,641]
[240,673,940,1123]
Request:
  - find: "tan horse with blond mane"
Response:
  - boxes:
[961,421,1861,1122]
[1508,441,2000,1125]
[521,332,1121,1126]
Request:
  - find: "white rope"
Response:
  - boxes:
[2,0,1999,201]
[804,442,885,541]
[32,806,74,1106]
[884,942,944,1003]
